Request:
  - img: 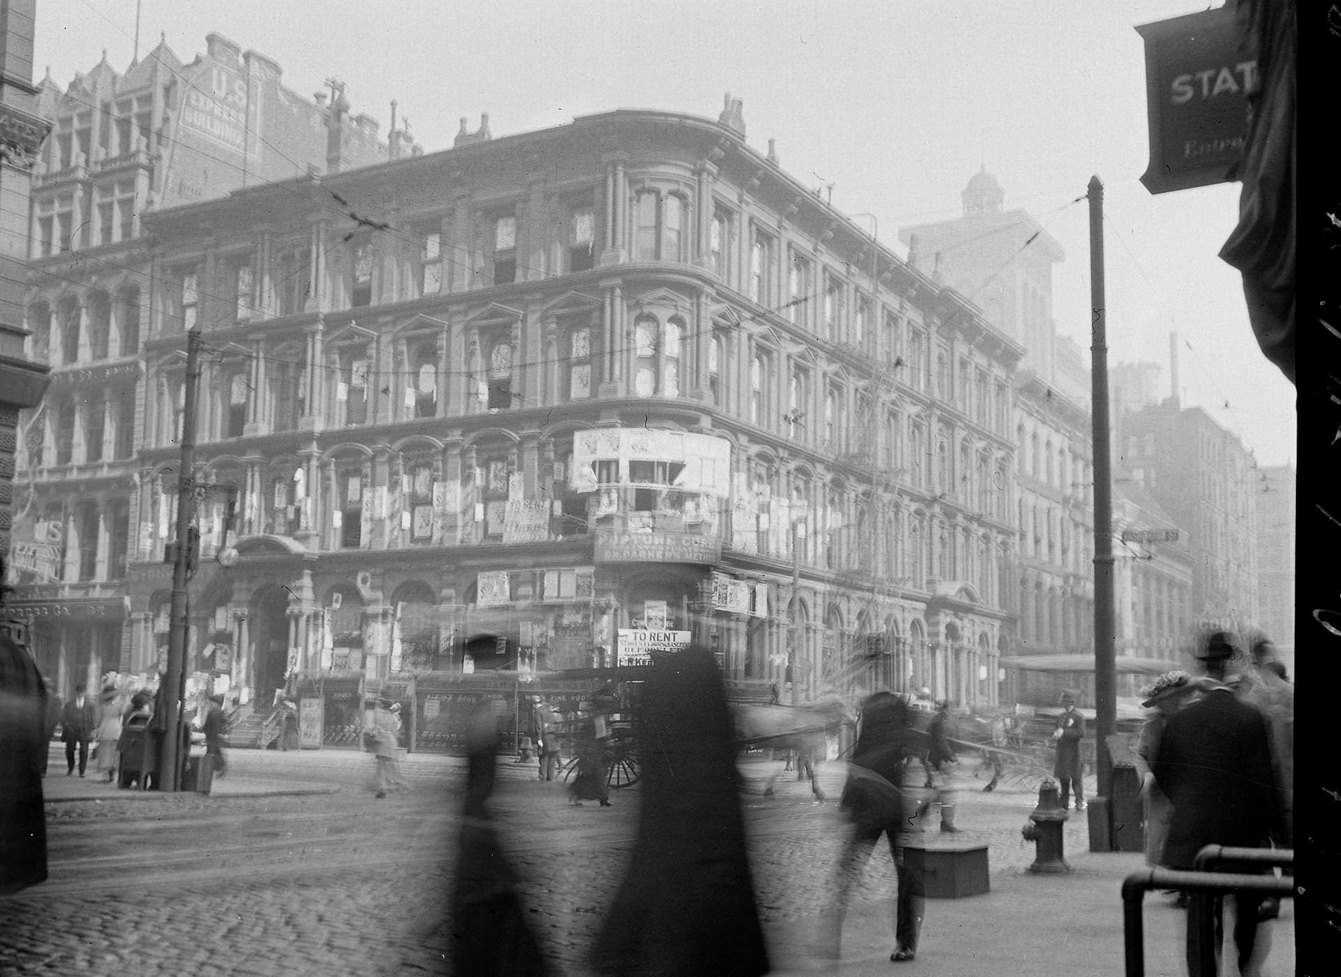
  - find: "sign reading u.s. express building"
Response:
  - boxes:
[1136,6,1256,194]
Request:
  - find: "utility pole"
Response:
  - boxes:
[1087,176,1117,848]
[158,327,203,791]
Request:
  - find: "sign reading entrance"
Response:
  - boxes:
[1136,7,1255,194]
[616,628,691,667]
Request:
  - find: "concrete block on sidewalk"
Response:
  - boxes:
[903,842,990,898]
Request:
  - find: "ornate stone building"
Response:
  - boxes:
[17,93,1026,745]
[9,34,398,696]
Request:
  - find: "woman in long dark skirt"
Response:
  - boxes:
[450,699,550,977]
[591,644,770,977]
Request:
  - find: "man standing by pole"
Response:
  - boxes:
[157,328,203,792]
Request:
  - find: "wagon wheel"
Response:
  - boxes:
[605,732,640,789]
[558,753,581,783]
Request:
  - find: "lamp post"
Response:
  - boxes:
[789,518,803,706]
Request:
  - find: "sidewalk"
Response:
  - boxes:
[758,850,1293,977]
[39,745,337,802]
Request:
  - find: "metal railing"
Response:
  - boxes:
[1122,845,1293,977]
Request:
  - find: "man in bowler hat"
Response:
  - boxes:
[1152,630,1281,977]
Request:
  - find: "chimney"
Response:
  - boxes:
[325,81,350,174]
[717,92,746,137]
[767,138,778,165]
[1169,331,1180,407]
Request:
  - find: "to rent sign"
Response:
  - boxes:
[1136,6,1255,194]
[616,628,692,667]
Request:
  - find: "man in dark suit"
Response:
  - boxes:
[1152,630,1281,977]
[60,683,96,777]
[1052,689,1086,811]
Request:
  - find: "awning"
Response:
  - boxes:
[998,654,1175,676]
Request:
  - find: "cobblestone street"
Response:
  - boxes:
[1,748,1293,976]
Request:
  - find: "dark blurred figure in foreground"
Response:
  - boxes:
[820,690,924,963]
[592,645,769,977]
[1152,630,1281,977]
[451,699,550,977]
[1,559,49,894]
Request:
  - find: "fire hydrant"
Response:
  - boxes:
[1022,778,1071,873]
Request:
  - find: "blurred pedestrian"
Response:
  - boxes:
[1052,688,1086,811]
[276,696,299,751]
[569,688,616,807]
[535,700,562,782]
[1133,670,1200,903]
[365,698,403,798]
[450,699,551,976]
[202,693,229,778]
[1,618,49,893]
[93,682,123,783]
[819,690,924,963]
[926,699,960,832]
[40,679,61,777]
[60,682,96,777]
[1152,630,1281,977]
[591,645,769,977]
[1238,634,1294,922]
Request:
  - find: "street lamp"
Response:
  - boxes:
[789,518,804,706]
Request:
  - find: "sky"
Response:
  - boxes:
[31,0,1297,468]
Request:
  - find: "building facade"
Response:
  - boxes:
[0,0,52,636]
[1122,404,1260,633]
[9,35,399,697]
[899,173,1100,688]
[16,97,1028,741]
[1253,464,1294,651]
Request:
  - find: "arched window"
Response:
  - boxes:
[750,353,765,425]
[59,297,80,365]
[788,370,804,439]
[88,292,111,359]
[338,349,370,425]
[410,341,438,418]
[662,194,683,261]
[117,287,140,356]
[824,387,837,450]
[567,325,592,400]
[27,302,50,360]
[634,317,658,397]
[708,333,723,406]
[635,192,658,260]
[663,319,682,397]
[487,340,513,409]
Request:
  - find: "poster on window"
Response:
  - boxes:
[298,697,323,749]
[477,571,511,607]
[503,499,549,543]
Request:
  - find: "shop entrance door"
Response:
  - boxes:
[251,586,290,709]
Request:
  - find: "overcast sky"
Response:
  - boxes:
[33,0,1297,468]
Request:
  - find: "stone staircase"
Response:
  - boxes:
[223,707,281,749]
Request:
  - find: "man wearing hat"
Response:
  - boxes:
[1051,689,1086,812]
[1151,631,1281,976]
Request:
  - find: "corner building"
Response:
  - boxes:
[24,101,1025,744]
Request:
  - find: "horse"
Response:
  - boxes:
[732,696,852,803]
